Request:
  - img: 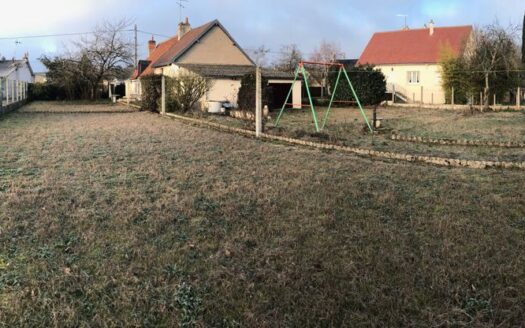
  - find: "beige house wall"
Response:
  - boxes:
[205,79,241,106]
[177,26,253,65]
[160,65,241,109]
[376,64,446,104]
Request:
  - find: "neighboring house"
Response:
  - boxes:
[127,18,301,110]
[358,22,473,104]
[34,72,48,84]
[0,55,35,104]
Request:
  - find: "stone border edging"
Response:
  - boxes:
[163,113,525,171]
[391,134,525,148]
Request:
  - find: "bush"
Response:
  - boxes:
[140,75,162,112]
[28,83,67,101]
[440,49,470,104]
[141,73,211,113]
[327,65,386,107]
[166,73,211,113]
[237,72,273,113]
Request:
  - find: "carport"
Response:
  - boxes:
[263,70,302,111]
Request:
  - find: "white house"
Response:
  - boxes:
[358,22,472,105]
[0,55,35,105]
[127,18,301,111]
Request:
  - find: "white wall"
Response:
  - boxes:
[377,64,445,104]
[204,79,241,107]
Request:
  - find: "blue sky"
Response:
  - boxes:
[0,0,523,72]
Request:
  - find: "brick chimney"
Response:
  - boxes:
[428,19,435,36]
[177,17,192,41]
[148,36,156,56]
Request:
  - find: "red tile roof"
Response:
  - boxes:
[358,25,473,65]
[133,21,215,79]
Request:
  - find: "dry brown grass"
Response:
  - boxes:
[1,102,525,327]
[191,106,525,162]
[19,101,137,113]
[271,106,525,141]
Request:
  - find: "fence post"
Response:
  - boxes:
[392,84,396,103]
[412,92,415,103]
[479,91,483,110]
[451,87,455,105]
[161,75,166,115]
[431,93,434,105]
[518,87,521,108]
[420,86,424,104]
[493,94,496,106]
[0,78,3,112]
[255,66,262,138]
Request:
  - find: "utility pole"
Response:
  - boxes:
[134,24,138,68]
[255,67,262,137]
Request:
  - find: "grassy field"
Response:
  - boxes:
[190,106,525,162]
[1,102,525,327]
[270,106,525,141]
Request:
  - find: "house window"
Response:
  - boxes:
[407,71,420,84]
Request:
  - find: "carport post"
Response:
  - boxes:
[255,67,262,137]
[161,75,166,115]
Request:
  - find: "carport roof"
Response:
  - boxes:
[178,64,295,80]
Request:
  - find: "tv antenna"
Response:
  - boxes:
[177,0,189,23]
[397,14,409,30]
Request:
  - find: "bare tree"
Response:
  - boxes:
[74,19,134,99]
[249,45,271,68]
[273,44,303,74]
[466,23,520,109]
[309,40,345,97]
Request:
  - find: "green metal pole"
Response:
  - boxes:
[275,66,301,128]
[302,65,320,133]
[342,69,373,132]
[321,67,343,130]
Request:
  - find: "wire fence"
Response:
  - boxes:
[387,83,524,108]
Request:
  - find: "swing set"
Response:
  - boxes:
[275,61,373,133]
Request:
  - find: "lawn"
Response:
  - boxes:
[1,102,525,327]
[189,106,525,162]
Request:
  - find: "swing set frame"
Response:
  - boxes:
[275,61,373,133]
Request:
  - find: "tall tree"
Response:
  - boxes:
[249,45,271,68]
[466,23,520,109]
[273,44,303,74]
[74,19,134,99]
[522,13,525,64]
[309,41,345,97]
[41,19,133,100]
